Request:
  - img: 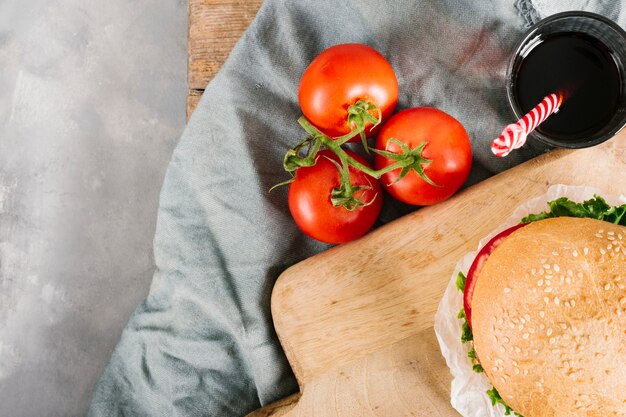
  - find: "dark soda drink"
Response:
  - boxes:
[512,32,622,142]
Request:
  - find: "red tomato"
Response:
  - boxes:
[463,223,528,328]
[298,43,398,140]
[374,108,472,205]
[288,150,382,244]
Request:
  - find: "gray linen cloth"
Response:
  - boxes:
[87,1,624,416]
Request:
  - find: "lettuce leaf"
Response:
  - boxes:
[487,387,523,417]
[521,196,626,225]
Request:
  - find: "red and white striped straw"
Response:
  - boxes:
[491,92,565,157]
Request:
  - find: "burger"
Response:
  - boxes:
[453,196,626,417]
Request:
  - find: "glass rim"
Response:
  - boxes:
[505,11,626,149]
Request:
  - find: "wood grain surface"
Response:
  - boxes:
[187,0,263,119]
[248,132,626,416]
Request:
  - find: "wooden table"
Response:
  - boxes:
[187,0,264,119]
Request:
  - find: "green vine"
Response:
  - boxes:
[272,110,439,210]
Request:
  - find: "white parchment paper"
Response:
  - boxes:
[433,184,626,417]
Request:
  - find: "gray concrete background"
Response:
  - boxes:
[0,0,187,415]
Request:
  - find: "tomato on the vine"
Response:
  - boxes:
[373,108,472,206]
[298,43,398,141]
[288,149,382,244]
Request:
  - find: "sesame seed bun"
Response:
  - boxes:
[472,217,626,417]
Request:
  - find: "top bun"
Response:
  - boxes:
[472,217,626,417]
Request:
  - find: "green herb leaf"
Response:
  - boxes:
[457,308,465,319]
[472,363,484,373]
[456,271,467,292]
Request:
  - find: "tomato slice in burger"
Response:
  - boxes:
[463,223,529,328]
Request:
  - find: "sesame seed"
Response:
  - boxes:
[543,264,551,270]
[619,284,625,290]
[544,287,553,293]
[547,328,553,336]
[583,247,589,255]
[522,333,529,339]
[608,231,615,236]
[572,250,578,257]
[514,346,521,353]
[549,337,556,344]
[518,324,524,330]
[539,311,545,318]
[570,299,576,307]
[554,264,560,272]
[554,297,560,305]
[543,297,550,303]
[537,279,543,286]
[566,277,572,284]
[552,251,559,256]
[531,268,537,275]
[600,248,606,255]
[604,283,611,291]
[504,287,511,293]
[620,297,626,305]
[503,336,510,343]
[596,233,603,238]
[559,323,567,330]
[514,367,520,374]
[564,301,571,308]
[524,314,530,321]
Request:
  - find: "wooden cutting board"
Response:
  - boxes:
[249,132,626,416]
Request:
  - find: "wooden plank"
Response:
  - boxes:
[187,0,263,119]
[249,132,626,416]
[187,89,203,120]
